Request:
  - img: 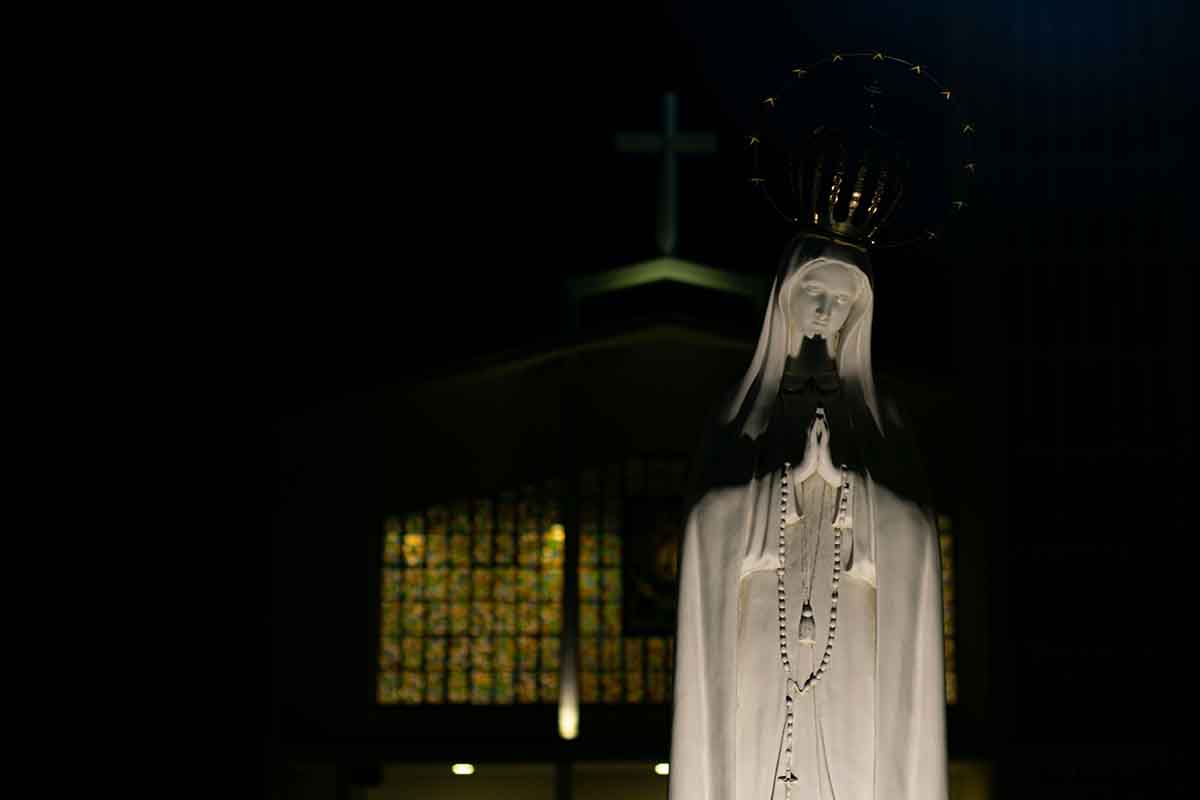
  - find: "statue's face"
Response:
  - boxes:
[788,261,861,342]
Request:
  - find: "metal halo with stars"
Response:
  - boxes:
[748,50,978,250]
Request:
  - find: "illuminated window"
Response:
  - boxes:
[379,482,564,705]
[937,513,958,705]
[380,460,955,708]
[578,458,682,704]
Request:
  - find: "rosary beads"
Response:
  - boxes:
[776,461,850,796]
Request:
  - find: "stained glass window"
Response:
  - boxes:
[379,482,564,705]
[381,456,960,710]
[577,458,681,704]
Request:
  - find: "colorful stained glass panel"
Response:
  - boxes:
[383,519,404,565]
[450,534,470,566]
[540,637,560,672]
[471,671,493,704]
[626,670,644,702]
[380,639,400,671]
[425,638,446,669]
[402,637,422,670]
[380,488,571,706]
[541,569,563,603]
[494,568,515,603]
[600,568,621,602]
[580,605,599,636]
[516,569,537,603]
[381,603,401,637]
[601,638,622,671]
[495,637,516,672]
[450,602,469,635]
[425,568,447,601]
[541,603,561,635]
[448,670,468,703]
[473,530,493,565]
[426,670,445,703]
[382,568,402,602]
[404,569,423,602]
[378,673,399,704]
[403,604,425,636]
[427,603,448,635]
[542,526,565,566]
[494,603,515,635]
[449,637,470,670]
[580,639,598,670]
[518,532,540,566]
[517,603,539,635]
[494,531,515,564]
[580,532,599,566]
[540,671,559,702]
[517,637,538,671]
[473,569,492,600]
[647,672,667,703]
[624,637,644,672]
[403,534,425,567]
[516,672,537,703]
[581,671,599,702]
[601,533,621,565]
[425,532,447,567]
[401,672,423,704]
[472,637,493,671]
[602,603,621,636]
[495,672,514,704]
[449,569,471,602]
[647,638,665,671]
[580,568,600,605]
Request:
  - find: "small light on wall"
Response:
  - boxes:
[558,701,579,740]
[559,628,579,740]
[451,764,476,776]
[655,763,670,776]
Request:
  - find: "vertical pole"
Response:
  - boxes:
[557,356,581,800]
[556,759,574,800]
[657,92,679,256]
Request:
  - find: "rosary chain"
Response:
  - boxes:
[777,461,848,797]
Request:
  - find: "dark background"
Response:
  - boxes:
[262,1,1192,797]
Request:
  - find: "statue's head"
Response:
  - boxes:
[783,258,867,357]
[720,234,882,440]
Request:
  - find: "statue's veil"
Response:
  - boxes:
[721,233,884,441]
[687,231,932,508]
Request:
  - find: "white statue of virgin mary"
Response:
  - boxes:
[669,233,948,800]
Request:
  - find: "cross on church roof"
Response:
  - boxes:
[614,93,718,257]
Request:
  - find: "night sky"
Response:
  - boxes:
[264,2,1191,795]
[256,0,1188,417]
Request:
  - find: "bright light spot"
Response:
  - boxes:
[559,668,579,740]
[559,704,579,740]
[548,524,565,542]
[451,764,475,776]
[655,763,670,776]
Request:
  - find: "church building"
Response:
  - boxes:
[271,91,994,800]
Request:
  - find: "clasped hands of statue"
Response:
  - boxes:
[771,334,859,473]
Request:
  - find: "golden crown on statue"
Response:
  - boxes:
[749,51,978,251]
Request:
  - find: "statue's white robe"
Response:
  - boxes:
[668,464,948,800]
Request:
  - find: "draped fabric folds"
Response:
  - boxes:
[668,234,948,800]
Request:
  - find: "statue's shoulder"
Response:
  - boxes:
[869,476,936,546]
[687,482,753,529]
